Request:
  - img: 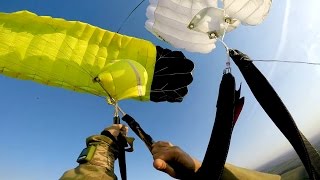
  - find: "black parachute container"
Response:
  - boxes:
[229,49,320,180]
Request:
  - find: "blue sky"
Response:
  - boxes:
[0,0,319,180]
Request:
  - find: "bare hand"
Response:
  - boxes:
[151,141,201,179]
[103,124,128,138]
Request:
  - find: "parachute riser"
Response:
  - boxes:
[230,49,320,179]
[195,70,244,179]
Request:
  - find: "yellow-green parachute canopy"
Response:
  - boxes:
[0,11,193,102]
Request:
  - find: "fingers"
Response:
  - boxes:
[119,125,128,136]
[151,141,175,160]
[153,159,177,178]
[152,141,173,149]
[104,124,128,137]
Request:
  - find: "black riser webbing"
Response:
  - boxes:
[122,114,154,152]
[195,73,236,180]
[122,114,195,179]
[114,116,127,180]
[231,50,320,180]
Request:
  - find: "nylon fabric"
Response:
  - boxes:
[97,60,148,101]
[150,46,194,102]
[188,7,240,38]
[147,0,272,53]
[223,0,272,25]
[189,0,271,39]
[146,0,217,53]
[195,72,236,179]
[0,11,156,101]
[230,49,320,180]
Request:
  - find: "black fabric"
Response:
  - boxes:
[122,114,154,151]
[111,116,128,180]
[101,128,127,180]
[233,85,245,126]
[229,49,320,180]
[122,114,196,180]
[100,130,117,143]
[150,46,194,102]
[117,144,126,180]
[195,73,238,180]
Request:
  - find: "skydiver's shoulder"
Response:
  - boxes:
[222,163,281,180]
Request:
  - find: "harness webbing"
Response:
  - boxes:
[122,114,155,151]
[195,73,236,179]
[230,49,320,180]
[113,116,128,180]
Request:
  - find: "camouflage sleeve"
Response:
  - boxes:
[221,163,281,180]
[60,135,119,180]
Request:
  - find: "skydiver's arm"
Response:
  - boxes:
[60,124,127,180]
[222,163,281,180]
[151,141,280,180]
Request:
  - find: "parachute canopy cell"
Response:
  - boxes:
[146,0,272,53]
[146,0,218,53]
[0,11,194,103]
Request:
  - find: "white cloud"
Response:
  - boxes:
[267,0,291,80]
[274,0,291,60]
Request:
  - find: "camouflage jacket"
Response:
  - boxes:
[59,134,280,180]
[60,135,118,180]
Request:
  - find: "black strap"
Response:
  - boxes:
[101,129,117,142]
[230,49,320,179]
[117,141,127,180]
[122,114,197,180]
[121,76,244,179]
[122,114,155,152]
[195,73,238,179]
[112,116,128,180]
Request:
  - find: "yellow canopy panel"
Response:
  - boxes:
[0,11,157,101]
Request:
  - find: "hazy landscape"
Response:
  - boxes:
[257,133,320,179]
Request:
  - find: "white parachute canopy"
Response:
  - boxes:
[146,0,272,53]
[146,0,218,53]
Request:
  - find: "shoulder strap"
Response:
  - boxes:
[230,49,320,179]
[196,72,244,179]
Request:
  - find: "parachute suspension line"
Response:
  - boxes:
[218,39,229,51]
[251,59,320,66]
[114,102,119,117]
[117,0,146,33]
[113,102,126,118]
[117,105,126,117]
[98,86,126,119]
[217,22,231,74]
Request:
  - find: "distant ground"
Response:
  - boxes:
[257,133,320,179]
